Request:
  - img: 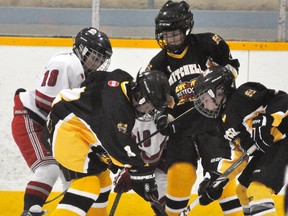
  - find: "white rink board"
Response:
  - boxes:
[0,46,287,194]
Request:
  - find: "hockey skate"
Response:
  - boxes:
[20,205,46,216]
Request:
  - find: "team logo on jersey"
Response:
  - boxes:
[245,89,257,97]
[108,80,119,87]
[117,123,128,134]
[175,79,196,105]
[212,34,222,45]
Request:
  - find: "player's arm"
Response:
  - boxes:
[200,33,240,74]
[251,90,288,152]
[237,82,288,152]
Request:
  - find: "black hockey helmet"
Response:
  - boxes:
[73,27,113,74]
[194,66,235,118]
[155,0,194,52]
[131,70,170,121]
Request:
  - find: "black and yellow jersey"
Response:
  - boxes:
[221,82,288,151]
[43,69,146,173]
[148,33,239,118]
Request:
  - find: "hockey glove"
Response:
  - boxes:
[113,168,131,193]
[155,113,168,130]
[155,114,176,136]
[159,122,177,136]
[198,172,229,206]
[251,114,274,153]
[114,168,158,202]
[130,168,159,202]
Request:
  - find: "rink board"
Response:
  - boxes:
[0,191,285,216]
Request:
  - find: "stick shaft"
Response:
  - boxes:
[213,144,257,188]
[109,190,123,216]
[137,107,196,145]
[178,197,199,216]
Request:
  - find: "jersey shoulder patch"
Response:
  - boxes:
[237,82,268,99]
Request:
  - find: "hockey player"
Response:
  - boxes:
[11,27,112,216]
[41,70,171,216]
[131,118,169,205]
[194,66,288,216]
[145,1,243,215]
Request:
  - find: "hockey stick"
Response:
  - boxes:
[137,106,196,145]
[109,189,123,216]
[44,189,67,204]
[178,197,199,216]
[178,144,258,216]
[211,144,257,188]
[149,193,168,216]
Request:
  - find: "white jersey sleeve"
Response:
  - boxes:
[20,52,85,121]
[132,120,167,165]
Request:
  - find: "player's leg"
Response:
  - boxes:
[285,184,288,216]
[247,140,288,216]
[285,166,288,216]
[87,170,112,216]
[51,174,102,215]
[218,149,247,216]
[219,178,244,216]
[236,153,260,216]
[155,168,168,206]
[246,182,275,216]
[12,92,58,215]
[165,135,198,216]
[197,132,244,216]
[236,184,250,216]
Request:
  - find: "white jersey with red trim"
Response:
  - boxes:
[132,120,167,166]
[19,51,85,122]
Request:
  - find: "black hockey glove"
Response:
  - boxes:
[251,114,274,153]
[114,167,158,202]
[130,169,166,216]
[130,168,158,202]
[155,114,176,136]
[155,113,168,131]
[198,172,229,206]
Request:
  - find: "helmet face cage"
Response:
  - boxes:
[194,88,223,118]
[132,70,170,122]
[155,0,194,52]
[194,66,234,118]
[156,30,187,53]
[73,27,112,74]
[81,48,111,74]
[132,88,161,122]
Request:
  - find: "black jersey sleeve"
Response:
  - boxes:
[101,70,145,168]
[147,50,171,76]
[195,33,240,70]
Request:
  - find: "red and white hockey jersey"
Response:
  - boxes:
[19,52,85,124]
[132,120,167,166]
